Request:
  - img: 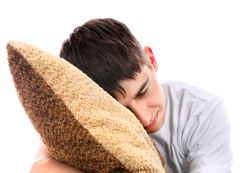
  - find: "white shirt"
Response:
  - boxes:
[149,81,233,173]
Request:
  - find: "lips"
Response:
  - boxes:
[144,112,158,131]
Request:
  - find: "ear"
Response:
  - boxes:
[144,46,158,72]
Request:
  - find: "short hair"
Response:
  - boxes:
[59,18,152,99]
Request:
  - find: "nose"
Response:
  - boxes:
[128,102,151,127]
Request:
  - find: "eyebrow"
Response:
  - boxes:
[134,77,150,99]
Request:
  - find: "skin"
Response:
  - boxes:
[113,46,166,134]
[30,143,86,173]
[29,46,166,172]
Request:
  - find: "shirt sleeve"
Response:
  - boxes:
[186,97,233,173]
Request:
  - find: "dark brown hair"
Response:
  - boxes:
[59,18,152,99]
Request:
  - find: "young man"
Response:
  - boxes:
[30,18,233,173]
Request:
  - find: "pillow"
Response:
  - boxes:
[7,41,168,173]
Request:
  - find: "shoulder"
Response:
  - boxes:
[161,80,223,105]
[161,80,228,137]
[161,80,230,146]
[158,81,233,171]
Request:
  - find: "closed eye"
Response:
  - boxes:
[137,88,149,97]
[134,77,150,99]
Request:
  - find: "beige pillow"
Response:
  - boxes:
[7,40,168,173]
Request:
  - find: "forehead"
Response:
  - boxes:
[115,65,151,99]
[120,65,149,84]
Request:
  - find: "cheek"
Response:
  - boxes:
[146,90,161,106]
[148,83,165,107]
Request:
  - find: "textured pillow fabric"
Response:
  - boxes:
[7,41,168,173]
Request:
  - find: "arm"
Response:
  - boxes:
[187,98,233,172]
[29,143,86,173]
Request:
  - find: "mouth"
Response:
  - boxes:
[144,111,158,131]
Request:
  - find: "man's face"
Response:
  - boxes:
[113,65,166,134]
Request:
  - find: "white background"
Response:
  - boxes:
[0,0,249,172]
